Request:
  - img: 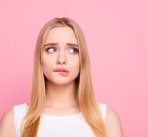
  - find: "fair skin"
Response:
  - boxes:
[0,26,123,137]
[42,27,80,114]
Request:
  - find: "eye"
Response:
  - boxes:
[69,48,79,54]
[46,47,56,53]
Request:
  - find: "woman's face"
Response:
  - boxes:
[42,26,80,85]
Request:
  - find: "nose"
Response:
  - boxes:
[56,51,67,65]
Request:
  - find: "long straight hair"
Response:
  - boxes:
[21,17,106,137]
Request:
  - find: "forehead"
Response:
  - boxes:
[45,26,77,44]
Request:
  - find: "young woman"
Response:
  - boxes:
[0,17,123,137]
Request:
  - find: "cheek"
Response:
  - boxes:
[42,56,54,71]
[72,57,79,69]
[42,59,53,78]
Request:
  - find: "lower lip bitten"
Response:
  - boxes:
[55,71,69,76]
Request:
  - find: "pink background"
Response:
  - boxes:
[0,0,148,136]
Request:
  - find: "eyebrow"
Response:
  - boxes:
[44,42,79,48]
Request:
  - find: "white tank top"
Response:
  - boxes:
[14,102,107,137]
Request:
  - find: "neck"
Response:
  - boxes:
[45,81,78,108]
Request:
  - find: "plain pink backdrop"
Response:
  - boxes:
[0,0,148,137]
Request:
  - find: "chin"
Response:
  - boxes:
[53,79,75,85]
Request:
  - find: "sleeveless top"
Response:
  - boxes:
[14,102,107,137]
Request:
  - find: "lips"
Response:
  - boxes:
[53,68,69,76]
[53,68,69,72]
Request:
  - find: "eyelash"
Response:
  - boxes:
[45,47,79,54]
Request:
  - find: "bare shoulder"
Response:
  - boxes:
[0,107,15,137]
[105,105,124,137]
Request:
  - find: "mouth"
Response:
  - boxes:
[53,68,69,72]
[56,71,69,76]
[53,68,69,76]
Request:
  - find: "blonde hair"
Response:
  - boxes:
[21,17,106,137]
